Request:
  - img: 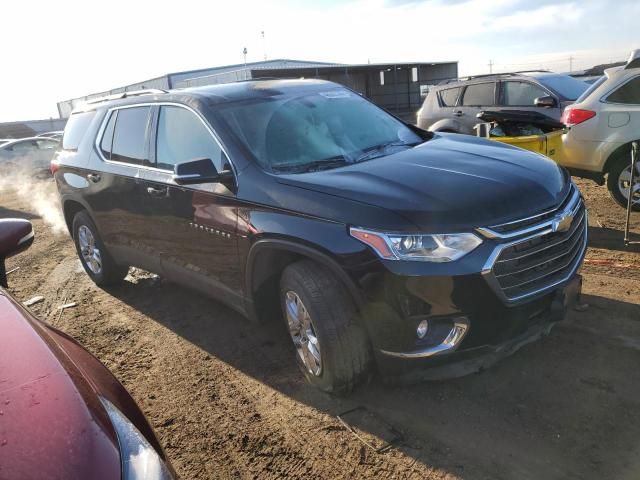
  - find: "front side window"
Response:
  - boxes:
[461,83,496,106]
[215,88,422,173]
[606,77,640,104]
[502,81,548,106]
[156,106,225,171]
[110,107,151,166]
[439,87,460,107]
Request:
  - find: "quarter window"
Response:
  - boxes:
[461,83,496,106]
[439,87,461,107]
[62,111,96,151]
[156,106,225,171]
[502,81,547,106]
[606,77,640,104]
[110,107,151,166]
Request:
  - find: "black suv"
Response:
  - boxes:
[54,80,586,392]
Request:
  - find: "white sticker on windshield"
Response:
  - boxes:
[318,91,353,99]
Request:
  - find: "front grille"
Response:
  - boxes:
[482,187,587,302]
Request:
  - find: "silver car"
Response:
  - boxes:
[0,137,60,176]
[417,71,589,134]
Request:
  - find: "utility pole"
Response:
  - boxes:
[569,55,574,72]
[261,31,266,61]
[243,47,248,79]
[488,59,493,74]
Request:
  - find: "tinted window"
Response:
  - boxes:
[462,83,495,106]
[62,111,96,150]
[439,87,460,107]
[503,81,547,106]
[536,75,588,101]
[606,77,640,104]
[156,106,225,171]
[111,107,151,166]
[100,111,117,160]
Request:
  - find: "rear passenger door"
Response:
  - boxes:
[140,104,243,309]
[88,105,161,272]
[456,82,498,134]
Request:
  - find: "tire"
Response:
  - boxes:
[280,260,372,394]
[607,153,640,211]
[72,210,128,286]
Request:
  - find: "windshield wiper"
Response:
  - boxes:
[353,140,420,163]
[272,156,351,174]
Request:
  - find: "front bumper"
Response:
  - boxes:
[365,274,581,383]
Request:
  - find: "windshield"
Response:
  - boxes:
[215,88,422,173]
[537,75,589,101]
[575,75,607,103]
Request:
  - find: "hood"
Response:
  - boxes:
[276,134,569,232]
[0,292,121,480]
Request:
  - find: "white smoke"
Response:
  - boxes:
[0,159,67,235]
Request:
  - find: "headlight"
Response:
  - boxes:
[350,227,482,262]
[100,398,174,480]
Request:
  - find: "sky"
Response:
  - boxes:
[0,0,637,122]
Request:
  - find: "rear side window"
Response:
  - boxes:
[462,83,496,106]
[110,107,151,166]
[502,81,547,106]
[438,87,461,107]
[156,106,225,171]
[62,111,96,150]
[606,77,640,104]
[100,111,117,160]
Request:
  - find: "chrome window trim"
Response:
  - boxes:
[93,101,237,178]
[481,208,588,304]
[477,185,580,240]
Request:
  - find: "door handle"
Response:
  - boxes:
[146,186,167,197]
[453,110,464,117]
[87,173,101,183]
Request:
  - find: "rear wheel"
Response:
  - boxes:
[607,153,640,211]
[72,211,128,286]
[280,260,372,394]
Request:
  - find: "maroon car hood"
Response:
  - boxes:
[0,292,120,480]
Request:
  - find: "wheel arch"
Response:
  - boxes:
[603,140,640,174]
[245,239,365,323]
[62,197,92,235]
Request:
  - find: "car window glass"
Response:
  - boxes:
[156,106,225,171]
[10,141,37,152]
[439,87,460,107]
[576,76,607,103]
[606,76,640,104]
[462,83,495,106]
[35,139,58,150]
[111,107,151,166]
[100,110,117,160]
[62,111,96,150]
[503,81,547,106]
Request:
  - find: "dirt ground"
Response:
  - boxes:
[2,178,640,480]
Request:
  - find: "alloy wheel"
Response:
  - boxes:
[78,225,102,275]
[284,291,322,376]
[617,164,640,206]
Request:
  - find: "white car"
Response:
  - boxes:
[561,49,640,209]
[0,137,60,177]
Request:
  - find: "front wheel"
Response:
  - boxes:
[607,154,640,211]
[72,211,128,286]
[280,260,372,394]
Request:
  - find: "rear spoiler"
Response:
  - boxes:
[625,49,640,69]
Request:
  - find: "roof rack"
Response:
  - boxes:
[85,89,168,105]
[438,70,552,85]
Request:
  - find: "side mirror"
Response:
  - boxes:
[534,95,557,108]
[0,218,34,287]
[172,158,234,186]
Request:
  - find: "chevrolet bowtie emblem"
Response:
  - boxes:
[552,211,574,233]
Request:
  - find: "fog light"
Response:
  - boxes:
[416,319,429,339]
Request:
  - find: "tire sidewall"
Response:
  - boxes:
[72,211,109,284]
[608,154,640,211]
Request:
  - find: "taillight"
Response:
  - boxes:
[50,159,60,175]
[561,108,596,126]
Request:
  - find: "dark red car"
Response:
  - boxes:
[0,219,174,480]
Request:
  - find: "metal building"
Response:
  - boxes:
[57,58,458,122]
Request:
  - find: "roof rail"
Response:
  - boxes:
[438,70,552,85]
[85,88,168,105]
